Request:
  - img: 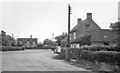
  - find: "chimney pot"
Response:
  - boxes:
[78,18,82,24]
[30,35,32,38]
[87,13,92,19]
[1,30,6,36]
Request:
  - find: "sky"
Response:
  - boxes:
[0,0,120,42]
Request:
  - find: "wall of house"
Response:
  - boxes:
[17,38,38,47]
[70,13,101,42]
[91,41,117,46]
[71,44,80,48]
[91,42,103,46]
[70,31,76,41]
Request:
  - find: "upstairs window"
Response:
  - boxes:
[27,41,29,44]
[20,41,22,44]
[104,36,108,38]
[73,32,76,39]
[33,42,35,44]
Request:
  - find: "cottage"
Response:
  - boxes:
[70,13,117,48]
[17,35,38,48]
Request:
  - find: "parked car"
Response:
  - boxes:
[54,46,61,54]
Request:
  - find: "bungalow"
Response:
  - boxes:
[70,13,117,48]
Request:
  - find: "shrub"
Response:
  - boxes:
[2,46,24,51]
[80,45,118,52]
[41,45,56,49]
[78,50,120,66]
[66,48,120,66]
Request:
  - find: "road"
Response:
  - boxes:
[2,49,89,71]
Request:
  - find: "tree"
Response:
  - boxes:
[1,34,16,46]
[110,21,120,46]
[37,42,43,47]
[55,32,67,46]
[43,39,53,46]
[52,41,58,46]
[2,37,10,46]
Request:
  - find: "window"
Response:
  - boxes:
[104,36,108,38]
[33,42,35,44]
[27,41,29,44]
[104,42,109,45]
[20,41,22,44]
[85,24,90,32]
[73,32,76,39]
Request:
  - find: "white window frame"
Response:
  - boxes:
[33,42,35,44]
[20,41,22,44]
[27,41,29,44]
[73,32,76,39]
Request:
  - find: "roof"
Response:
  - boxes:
[17,38,38,42]
[70,35,91,44]
[90,29,117,42]
[70,29,117,44]
[71,18,101,33]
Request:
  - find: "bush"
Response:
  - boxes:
[77,49,120,66]
[64,47,120,66]
[2,46,24,51]
[92,51,119,65]
[80,45,119,52]
[41,45,56,49]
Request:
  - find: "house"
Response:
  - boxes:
[90,29,117,46]
[70,13,117,48]
[0,30,16,46]
[17,35,38,48]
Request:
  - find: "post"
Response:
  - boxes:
[68,4,71,48]
[118,22,120,47]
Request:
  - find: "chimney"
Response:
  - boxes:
[77,18,82,24]
[87,13,92,19]
[1,30,6,36]
[30,35,32,38]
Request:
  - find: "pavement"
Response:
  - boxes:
[1,49,89,71]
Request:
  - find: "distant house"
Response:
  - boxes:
[17,35,38,48]
[70,13,117,48]
[0,30,16,46]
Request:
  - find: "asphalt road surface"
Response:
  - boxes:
[2,49,89,71]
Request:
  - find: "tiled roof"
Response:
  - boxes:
[71,18,101,33]
[70,35,91,44]
[90,29,117,42]
[70,29,117,43]
[17,38,38,42]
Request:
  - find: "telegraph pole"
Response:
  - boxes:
[68,4,71,48]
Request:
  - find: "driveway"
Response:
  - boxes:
[2,49,88,71]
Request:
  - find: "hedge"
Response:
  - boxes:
[1,46,24,51]
[78,50,120,66]
[80,45,119,52]
[60,47,120,67]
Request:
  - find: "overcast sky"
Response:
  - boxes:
[0,0,120,42]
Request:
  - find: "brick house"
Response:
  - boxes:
[0,30,16,46]
[70,13,117,48]
[17,35,38,48]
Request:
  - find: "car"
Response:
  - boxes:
[54,46,61,54]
